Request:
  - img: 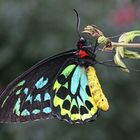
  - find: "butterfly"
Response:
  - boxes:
[0,11,109,124]
[0,36,109,124]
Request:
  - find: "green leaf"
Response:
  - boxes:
[118,31,140,43]
[124,49,140,59]
[114,30,140,72]
[116,47,125,58]
[114,50,129,72]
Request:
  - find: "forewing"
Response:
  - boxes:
[52,62,99,124]
[0,51,75,122]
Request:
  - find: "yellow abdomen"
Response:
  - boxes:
[87,66,109,111]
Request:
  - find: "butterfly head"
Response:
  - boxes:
[77,36,87,49]
[74,9,97,58]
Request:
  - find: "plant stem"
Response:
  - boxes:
[111,42,140,48]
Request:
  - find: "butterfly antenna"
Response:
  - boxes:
[73,9,81,38]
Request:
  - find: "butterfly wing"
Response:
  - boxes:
[52,61,100,124]
[0,50,76,122]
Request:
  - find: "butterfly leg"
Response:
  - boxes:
[96,59,128,71]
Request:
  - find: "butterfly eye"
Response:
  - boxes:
[79,37,87,45]
[77,36,87,49]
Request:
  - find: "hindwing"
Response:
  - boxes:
[52,63,99,124]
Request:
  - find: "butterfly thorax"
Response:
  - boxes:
[76,37,97,64]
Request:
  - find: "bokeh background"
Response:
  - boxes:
[0,0,140,140]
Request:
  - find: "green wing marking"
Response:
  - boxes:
[53,64,98,124]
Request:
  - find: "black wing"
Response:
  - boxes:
[0,49,76,122]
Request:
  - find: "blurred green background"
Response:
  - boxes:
[0,0,140,140]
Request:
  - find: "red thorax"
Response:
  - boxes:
[79,50,88,58]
